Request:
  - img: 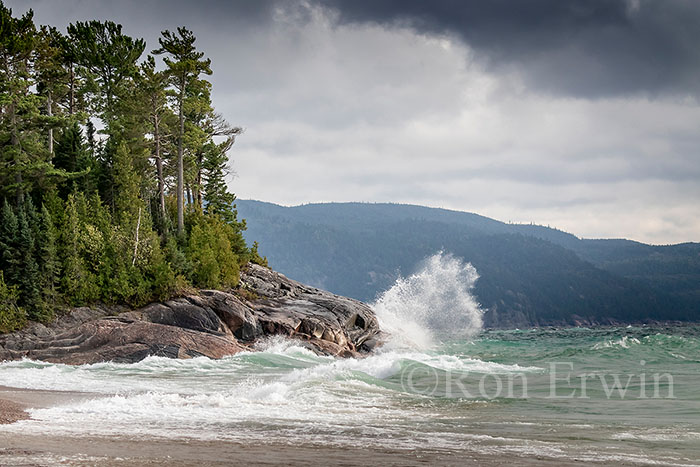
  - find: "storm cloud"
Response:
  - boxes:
[6,0,700,244]
[322,0,700,98]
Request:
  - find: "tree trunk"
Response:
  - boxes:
[176,76,185,234]
[69,63,75,115]
[15,172,23,205]
[132,207,141,267]
[154,111,166,216]
[186,185,193,207]
[47,90,53,157]
[10,100,23,205]
[196,152,203,210]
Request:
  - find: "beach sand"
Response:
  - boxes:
[0,385,643,466]
[1,384,88,422]
[0,397,28,424]
[0,433,587,467]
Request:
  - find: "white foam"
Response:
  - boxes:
[612,430,700,442]
[372,252,484,350]
[252,335,321,358]
[592,336,641,350]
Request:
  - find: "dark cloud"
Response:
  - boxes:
[7,0,700,242]
[17,0,700,97]
[6,0,278,49]
[320,0,700,98]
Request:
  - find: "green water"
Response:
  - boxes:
[1,325,699,464]
[421,325,700,463]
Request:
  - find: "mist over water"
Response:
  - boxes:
[372,252,484,349]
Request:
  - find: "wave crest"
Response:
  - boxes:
[372,252,483,349]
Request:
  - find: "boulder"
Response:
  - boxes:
[0,264,382,364]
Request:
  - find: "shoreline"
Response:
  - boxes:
[0,397,29,424]
[0,386,563,466]
[0,386,671,466]
[0,385,33,425]
[0,385,90,425]
[0,433,615,467]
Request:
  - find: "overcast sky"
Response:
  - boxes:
[7,0,700,244]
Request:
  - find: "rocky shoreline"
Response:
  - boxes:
[0,264,382,364]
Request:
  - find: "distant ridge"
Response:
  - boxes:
[237,200,700,328]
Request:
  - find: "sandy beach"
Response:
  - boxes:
[0,431,612,467]
[0,384,655,467]
[1,384,88,418]
[0,397,28,425]
[2,432,503,467]
[0,385,458,466]
[1,384,90,425]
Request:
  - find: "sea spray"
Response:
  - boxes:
[371,252,484,349]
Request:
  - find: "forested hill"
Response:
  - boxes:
[0,4,264,333]
[238,200,700,328]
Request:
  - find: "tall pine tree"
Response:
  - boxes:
[153,27,212,235]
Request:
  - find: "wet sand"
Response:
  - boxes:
[0,385,644,466]
[0,433,591,467]
[1,384,88,417]
[0,397,28,424]
[1,384,93,427]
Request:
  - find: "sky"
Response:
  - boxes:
[6,0,700,244]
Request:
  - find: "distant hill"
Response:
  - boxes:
[237,200,700,328]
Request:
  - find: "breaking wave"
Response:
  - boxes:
[371,252,484,349]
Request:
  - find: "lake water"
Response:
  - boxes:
[1,254,698,465]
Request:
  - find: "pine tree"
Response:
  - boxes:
[0,4,261,333]
[66,20,145,121]
[202,142,232,217]
[112,141,142,225]
[0,5,79,202]
[34,25,70,157]
[53,121,94,195]
[37,204,60,307]
[15,199,42,316]
[0,270,25,333]
[0,200,20,287]
[139,55,171,218]
[54,121,86,172]
[153,27,212,235]
[59,194,99,305]
[0,4,39,203]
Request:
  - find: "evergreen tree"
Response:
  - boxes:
[15,200,42,315]
[0,4,39,203]
[0,200,20,287]
[139,55,172,218]
[53,121,94,195]
[0,5,84,202]
[59,194,99,305]
[0,270,25,333]
[112,141,142,225]
[37,204,60,307]
[66,20,145,121]
[153,27,212,235]
[202,141,239,226]
[182,77,212,208]
[187,214,240,289]
[0,4,260,333]
[34,25,70,157]
[54,121,85,173]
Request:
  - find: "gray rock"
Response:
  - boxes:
[0,264,382,364]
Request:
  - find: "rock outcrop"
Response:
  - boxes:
[0,264,382,364]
